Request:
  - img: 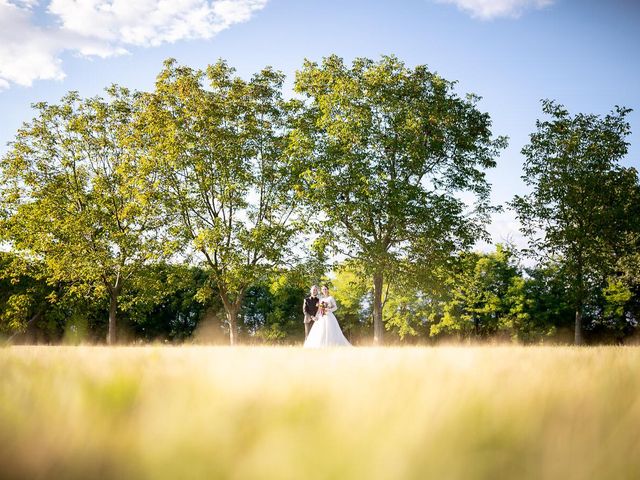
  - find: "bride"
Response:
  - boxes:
[304,285,351,348]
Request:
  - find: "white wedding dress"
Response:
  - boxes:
[304,295,351,348]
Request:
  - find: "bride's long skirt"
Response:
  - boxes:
[304,312,351,348]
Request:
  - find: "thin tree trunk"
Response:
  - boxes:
[373,271,384,345]
[107,291,119,345]
[227,303,239,346]
[574,304,584,345]
[574,256,584,346]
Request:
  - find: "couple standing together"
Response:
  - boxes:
[302,285,351,348]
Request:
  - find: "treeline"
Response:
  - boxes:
[1,55,638,345]
[2,244,638,345]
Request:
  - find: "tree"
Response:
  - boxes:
[428,246,522,340]
[511,100,637,344]
[0,87,166,344]
[141,59,299,345]
[291,55,507,344]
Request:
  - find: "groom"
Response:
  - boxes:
[302,285,320,339]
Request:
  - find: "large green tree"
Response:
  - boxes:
[141,59,299,345]
[291,55,507,344]
[0,88,166,344]
[511,100,637,344]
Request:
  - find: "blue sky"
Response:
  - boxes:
[1,0,639,250]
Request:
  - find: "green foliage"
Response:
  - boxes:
[604,195,640,335]
[0,252,112,343]
[382,285,431,341]
[331,261,372,340]
[615,252,640,326]
[292,55,506,265]
[0,253,43,334]
[510,261,574,342]
[123,263,217,342]
[429,245,521,339]
[603,279,633,318]
[422,246,574,343]
[241,270,309,344]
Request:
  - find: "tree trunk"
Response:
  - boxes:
[575,258,584,346]
[107,291,119,345]
[219,289,242,346]
[574,305,584,346]
[373,271,384,345]
[227,303,240,346]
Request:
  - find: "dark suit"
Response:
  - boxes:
[303,295,319,339]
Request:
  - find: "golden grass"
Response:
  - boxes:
[1,346,639,479]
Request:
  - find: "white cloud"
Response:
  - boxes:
[0,0,268,90]
[435,0,554,19]
[0,1,66,88]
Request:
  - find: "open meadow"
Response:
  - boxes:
[1,346,639,479]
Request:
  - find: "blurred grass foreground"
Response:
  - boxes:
[1,346,639,479]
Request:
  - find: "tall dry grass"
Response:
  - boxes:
[1,346,639,479]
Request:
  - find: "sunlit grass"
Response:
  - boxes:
[1,346,639,479]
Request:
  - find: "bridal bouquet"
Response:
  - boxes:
[318,301,328,316]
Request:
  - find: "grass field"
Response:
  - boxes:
[1,346,639,479]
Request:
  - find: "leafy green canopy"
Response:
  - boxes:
[292,55,507,273]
